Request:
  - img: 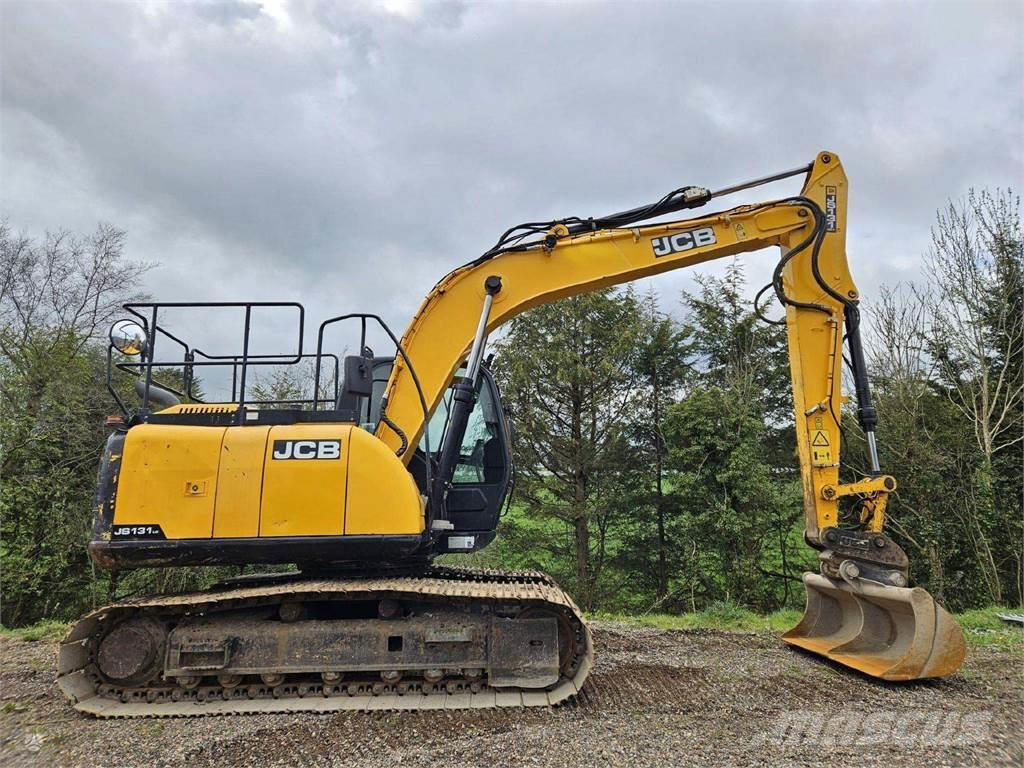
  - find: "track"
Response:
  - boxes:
[56,567,593,718]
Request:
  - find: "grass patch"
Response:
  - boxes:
[591,602,802,633]
[592,603,1023,653]
[957,606,1023,651]
[0,619,70,643]
[958,605,1012,632]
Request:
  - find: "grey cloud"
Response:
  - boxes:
[192,0,264,26]
[2,0,1022,358]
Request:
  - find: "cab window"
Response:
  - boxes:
[365,361,506,487]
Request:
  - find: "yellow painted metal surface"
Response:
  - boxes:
[343,426,424,535]
[372,152,851,541]
[379,199,809,458]
[258,424,352,537]
[110,153,867,554]
[212,425,270,538]
[114,424,224,539]
[155,403,239,415]
[115,421,423,539]
[779,153,853,539]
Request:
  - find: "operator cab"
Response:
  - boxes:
[348,358,512,554]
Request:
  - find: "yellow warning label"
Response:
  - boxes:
[810,430,833,465]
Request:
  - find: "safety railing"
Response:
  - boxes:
[106,301,340,416]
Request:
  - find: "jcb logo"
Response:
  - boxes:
[272,439,342,460]
[651,226,717,258]
[825,186,838,232]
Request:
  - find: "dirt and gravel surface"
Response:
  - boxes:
[2,621,1020,768]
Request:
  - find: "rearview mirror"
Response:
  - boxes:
[110,319,148,357]
[341,355,374,397]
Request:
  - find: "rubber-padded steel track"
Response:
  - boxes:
[57,567,593,718]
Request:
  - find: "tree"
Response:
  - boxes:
[249,358,336,408]
[683,262,792,427]
[620,291,691,601]
[663,386,794,610]
[859,285,980,607]
[924,190,1023,604]
[0,223,147,353]
[659,263,804,612]
[0,223,150,625]
[493,288,645,610]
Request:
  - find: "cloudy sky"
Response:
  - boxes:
[2,0,1022,361]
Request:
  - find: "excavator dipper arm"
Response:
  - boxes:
[378,150,965,681]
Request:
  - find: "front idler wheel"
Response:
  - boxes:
[95,617,168,688]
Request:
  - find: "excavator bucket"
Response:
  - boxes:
[783,573,966,680]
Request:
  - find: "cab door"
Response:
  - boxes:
[358,359,512,549]
[436,367,512,542]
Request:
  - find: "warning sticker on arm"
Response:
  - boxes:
[810,429,833,465]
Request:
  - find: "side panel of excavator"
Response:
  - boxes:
[91,414,428,570]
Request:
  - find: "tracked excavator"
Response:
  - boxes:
[58,151,966,717]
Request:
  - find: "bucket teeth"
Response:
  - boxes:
[783,572,965,680]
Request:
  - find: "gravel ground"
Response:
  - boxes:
[1,621,1020,768]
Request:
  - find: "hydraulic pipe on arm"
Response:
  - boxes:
[432,275,503,525]
[378,150,965,681]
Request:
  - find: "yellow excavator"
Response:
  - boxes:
[58,151,965,717]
